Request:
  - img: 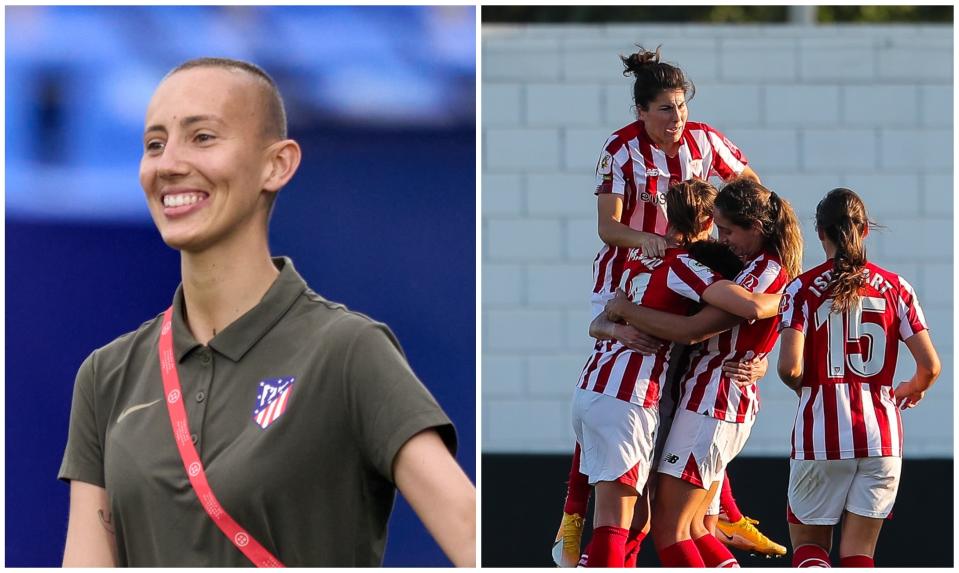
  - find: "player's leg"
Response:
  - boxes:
[551,443,590,567]
[789,523,834,567]
[624,484,651,567]
[572,391,657,567]
[837,512,882,567]
[691,480,739,567]
[587,480,635,567]
[651,474,707,566]
[716,469,788,557]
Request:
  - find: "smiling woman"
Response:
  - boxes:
[58,58,476,568]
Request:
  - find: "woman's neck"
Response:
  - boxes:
[665,228,710,246]
[179,236,279,345]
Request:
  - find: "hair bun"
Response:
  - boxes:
[622,45,662,76]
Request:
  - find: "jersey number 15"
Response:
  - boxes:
[814,297,886,379]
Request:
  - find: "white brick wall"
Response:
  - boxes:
[482,23,953,457]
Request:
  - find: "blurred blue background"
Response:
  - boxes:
[6,5,476,567]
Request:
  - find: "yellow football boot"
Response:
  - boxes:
[716,516,787,558]
[551,512,586,567]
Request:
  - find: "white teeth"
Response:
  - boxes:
[163,193,204,208]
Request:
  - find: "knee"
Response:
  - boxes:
[690,519,710,540]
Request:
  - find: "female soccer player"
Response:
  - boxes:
[572,179,785,567]
[553,43,783,568]
[605,177,803,567]
[777,188,939,568]
[58,58,475,567]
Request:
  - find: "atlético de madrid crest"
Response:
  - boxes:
[252,377,295,429]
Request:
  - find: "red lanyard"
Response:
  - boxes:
[158,306,284,567]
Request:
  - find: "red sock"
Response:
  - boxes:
[694,533,739,567]
[564,444,590,517]
[718,471,743,522]
[586,526,628,567]
[793,544,831,568]
[623,528,647,567]
[658,539,705,567]
[840,555,874,567]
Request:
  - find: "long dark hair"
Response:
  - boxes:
[666,179,716,245]
[621,45,695,112]
[715,177,803,280]
[816,188,875,313]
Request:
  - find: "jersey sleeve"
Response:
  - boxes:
[703,123,748,181]
[58,352,106,487]
[895,276,929,340]
[778,278,808,334]
[594,135,627,196]
[343,321,456,483]
[667,254,722,302]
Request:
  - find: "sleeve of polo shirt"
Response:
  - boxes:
[58,352,105,487]
[343,322,457,483]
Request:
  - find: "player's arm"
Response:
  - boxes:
[394,429,475,567]
[63,481,117,567]
[597,194,667,257]
[606,290,741,345]
[589,312,664,354]
[739,165,761,183]
[894,330,941,409]
[776,328,805,395]
[701,280,782,321]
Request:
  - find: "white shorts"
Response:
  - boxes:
[570,389,658,492]
[657,408,751,490]
[787,457,902,525]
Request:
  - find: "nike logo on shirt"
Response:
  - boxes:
[116,399,162,424]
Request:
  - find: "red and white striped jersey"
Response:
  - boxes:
[578,248,722,407]
[592,120,748,297]
[779,260,928,460]
[678,251,788,424]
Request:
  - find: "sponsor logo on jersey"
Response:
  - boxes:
[640,191,667,205]
[664,453,679,464]
[252,376,296,429]
[740,273,760,291]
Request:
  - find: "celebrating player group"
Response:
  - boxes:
[552,46,941,568]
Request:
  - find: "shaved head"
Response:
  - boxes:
[166,57,287,141]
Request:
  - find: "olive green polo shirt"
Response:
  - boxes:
[59,257,456,566]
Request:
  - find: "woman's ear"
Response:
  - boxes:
[262,139,302,192]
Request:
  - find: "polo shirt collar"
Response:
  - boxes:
[170,256,307,362]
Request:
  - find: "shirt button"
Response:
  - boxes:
[196,391,206,403]
[191,434,198,444]
[200,353,211,364]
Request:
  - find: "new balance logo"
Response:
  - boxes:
[664,453,679,464]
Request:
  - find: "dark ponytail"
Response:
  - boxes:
[666,179,717,245]
[816,188,873,313]
[621,45,695,113]
[715,177,803,280]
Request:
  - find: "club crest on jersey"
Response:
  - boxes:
[778,293,791,314]
[252,377,295,429]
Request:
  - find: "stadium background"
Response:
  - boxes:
[481,6,953,567]
[6,6,475,567]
